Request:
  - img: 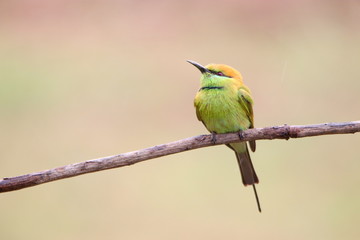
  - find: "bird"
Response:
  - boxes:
[188,60,261,212]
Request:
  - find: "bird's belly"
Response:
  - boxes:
[196,92,250,133]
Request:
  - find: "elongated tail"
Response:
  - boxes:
[234,143,258,185]
[228,142,261,212]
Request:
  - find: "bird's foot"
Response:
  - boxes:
[237,130,245,141]
[211,132,217,145]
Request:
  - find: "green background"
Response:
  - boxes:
[1,0,360,239]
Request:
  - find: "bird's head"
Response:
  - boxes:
[187,60,243,81]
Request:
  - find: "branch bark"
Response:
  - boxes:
[1,121,359,193]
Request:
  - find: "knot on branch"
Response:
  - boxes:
[283,124,299,140]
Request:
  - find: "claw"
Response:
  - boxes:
[211,132,217,145]
[238,130,244,141]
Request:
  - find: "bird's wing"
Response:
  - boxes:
[238,87,256,152]
[194,99,202,121]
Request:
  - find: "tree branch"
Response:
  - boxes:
[1,121,359,193]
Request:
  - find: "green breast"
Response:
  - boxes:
[195,87,251,133]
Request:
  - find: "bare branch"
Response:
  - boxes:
[1,121,359,193]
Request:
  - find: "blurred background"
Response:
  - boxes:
[1,0,360,239]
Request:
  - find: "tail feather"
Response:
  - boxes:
[229,142,261,212]
[252,185,261,212]
[234,144,259,185]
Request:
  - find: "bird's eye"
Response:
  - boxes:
[216,72,225,76]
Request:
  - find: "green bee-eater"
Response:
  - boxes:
[188,60,261,212]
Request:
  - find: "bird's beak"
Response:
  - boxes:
[187,60,210,74]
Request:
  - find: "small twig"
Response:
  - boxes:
[1,121,359,193]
